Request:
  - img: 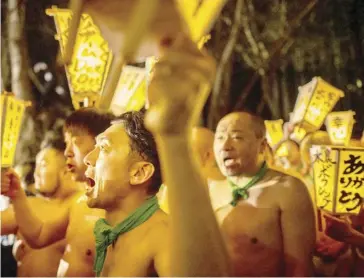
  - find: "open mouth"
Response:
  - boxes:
[223,157,236,167]
[66,164,75,172]
[85,177,96,196]
[86,177,95,188]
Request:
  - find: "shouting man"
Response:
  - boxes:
[211,111,316,276]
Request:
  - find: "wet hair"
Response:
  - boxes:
[64,108,115,138]
[113,111,162,195]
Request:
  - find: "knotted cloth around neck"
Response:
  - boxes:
[228,162,268,207]
[93,196,159,276]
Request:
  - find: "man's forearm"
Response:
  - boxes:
[11,189,45,248]
[156,134,230,277]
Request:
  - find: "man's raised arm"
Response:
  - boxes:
[146,36,230,277]
[1,169,69,248]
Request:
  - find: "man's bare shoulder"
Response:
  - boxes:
[266,168,307,189]
[267,169,313,210]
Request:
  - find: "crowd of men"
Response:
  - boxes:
[1,35,364,277]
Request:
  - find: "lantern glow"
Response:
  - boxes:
[265,119,284,148]
[291,77,344,132]
[110,65,146,115]
[325,111,356,146]
[1,93,31,167]
[46,7,112,110]
[310,145,364,215]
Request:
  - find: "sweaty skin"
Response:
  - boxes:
[57,193,105,277]
[1,198,66,277]
[212,112,316,277]
[1,133,105,277]
[1,147,85,277]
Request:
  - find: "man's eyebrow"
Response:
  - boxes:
[95,135,111,145]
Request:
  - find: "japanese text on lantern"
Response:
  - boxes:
[1,96,26,166]
[54,11,112,97]
[311,146,337,212]
[305,80,343,128]
[335,150,364,214]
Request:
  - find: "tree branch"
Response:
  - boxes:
[234,0,318,110]
[208,0,243,128]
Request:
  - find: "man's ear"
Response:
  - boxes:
[260,138,268,154]
[129,162,155,185]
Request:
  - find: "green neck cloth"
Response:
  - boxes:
[228,162,268,207]
[93,195,159,276]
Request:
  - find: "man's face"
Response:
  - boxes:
[84,123,136,209]
[34,148,64,194]
[64,130,96,182]
[214,114,264,177]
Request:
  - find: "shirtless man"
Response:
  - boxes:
[82,36,229,277]
[1,108,114,277]
[211,111,316,276]
[1,137,80,277]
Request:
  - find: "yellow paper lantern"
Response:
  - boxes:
[310,144,364,215]
[290,126,308,143]
[1,93,31,167]
[325,111,356,146]
[291,77,344,132]
[265,119,284,148]
[46,7,113,110]
[61,0,228,110]
[109,65,147,115]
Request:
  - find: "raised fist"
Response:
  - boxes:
[1,168,21,198]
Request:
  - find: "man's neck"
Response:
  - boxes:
[105,190,151,227]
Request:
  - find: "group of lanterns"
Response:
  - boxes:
[1,1,363,216]
[265,77,363,215]
[1,0,227,168]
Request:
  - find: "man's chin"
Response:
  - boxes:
[86,196,103,209]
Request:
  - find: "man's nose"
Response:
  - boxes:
[64,143,74,158]
[221,137,233,151]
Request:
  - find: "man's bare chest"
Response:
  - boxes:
[102,234,154,277]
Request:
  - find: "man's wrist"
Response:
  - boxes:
[10,188,27,203]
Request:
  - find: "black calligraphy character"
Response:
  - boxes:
[343,155,364,175]
[352,177,364,189]
[347,193,363,212]
[339,190,352,206]
[313,150,323,163]
[338,190,364,212]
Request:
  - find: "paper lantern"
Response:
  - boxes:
[325,111,356,146]
[46,7,113,110]
[61,0,228,110]
[109,65,146,115]
[310,144,364,215]
[1,93,31,167]
[291,77,344,133]
[290,126,308,143]
[265,119,284,148]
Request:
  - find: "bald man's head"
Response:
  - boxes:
[216,112,266,140]
[214,112,267,177]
